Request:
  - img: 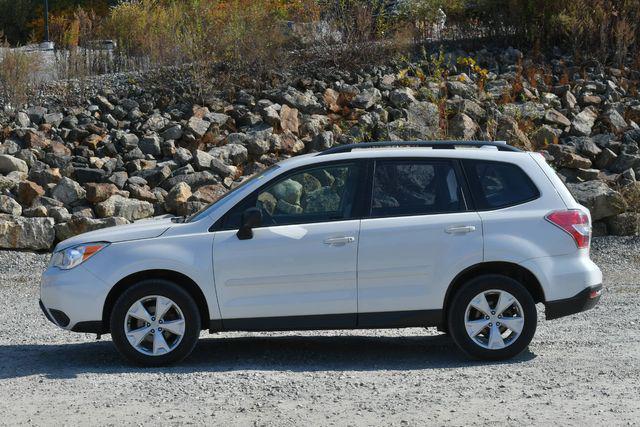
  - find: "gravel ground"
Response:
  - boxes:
[0,237,638,426]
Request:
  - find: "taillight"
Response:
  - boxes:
[545,210,591,249]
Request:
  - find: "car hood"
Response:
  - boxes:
[56,217,175,251]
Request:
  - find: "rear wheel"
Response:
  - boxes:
[448,274,537,360]
[110,279,201,366]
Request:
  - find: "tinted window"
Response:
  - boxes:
[223,163,361,228]
[371,160,465,217]
[463,160,539,209]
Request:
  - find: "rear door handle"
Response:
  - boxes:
[445,225,476,234]
[323,236,356,246]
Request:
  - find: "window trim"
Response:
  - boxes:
[366,158,472,220]
[461,159,541,211]
[211,159,369,231]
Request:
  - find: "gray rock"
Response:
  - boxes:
[246,131,272,156]
[160,171,218,191]
[566,180,627,221]
[606,212,640,236]
[351,88,381,110]
[95,195,154,221]
[447,80,477,99]
[448,113,479,140]
[389,87,417,108]
[531,125,561,149]
[571,107,598,136]
[601,109,628,134]
[209,157,236,178]
[0,215,55,250]
[544,109,571,128]
[44,112,64,127]
[51,177,87,205]
[547,145,592,169]
[193,150,214,171]
[279,87,324,114]
[0,195,22,216]
[0,155,28,174]
[161,125,183,140]
[16,111,31,127]
[594,147,618,169]
[139,134,162,156]
[187,116,211,137]
[312,131,334,151]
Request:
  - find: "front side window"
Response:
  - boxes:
[463,160,539,209]
[371,160,465,217]
[223,163,361,228]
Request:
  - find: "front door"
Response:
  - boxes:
[212,161,364,329]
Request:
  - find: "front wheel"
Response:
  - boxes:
[110,279,201,366]
[448,274,537,360]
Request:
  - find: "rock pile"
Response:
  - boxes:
[1,47,640,250]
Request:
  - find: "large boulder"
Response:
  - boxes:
[566,181,627,221]
[0,215,55,250]
[95,195,154,221]
[54,216,130,241]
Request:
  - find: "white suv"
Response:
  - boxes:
[40,141,603,366]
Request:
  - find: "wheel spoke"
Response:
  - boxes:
[465,319,490,337]
[127,326,151,346]
[495,291,516,316]
[153,331,170,355]
[470,292,492,316]
[128,301,152,323]
[500,316,524,334]
[487,324,506,349]
[155,296,173,320]
[161,319,185,336]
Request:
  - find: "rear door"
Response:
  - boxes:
[357,158,484,319]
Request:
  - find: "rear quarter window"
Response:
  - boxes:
[463,160,539,210]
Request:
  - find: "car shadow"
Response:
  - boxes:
[0,334,536,380]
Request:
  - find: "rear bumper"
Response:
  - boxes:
[545,284,602,320]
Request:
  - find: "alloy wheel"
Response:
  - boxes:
[464,289,525,350]
[124,295,186,356]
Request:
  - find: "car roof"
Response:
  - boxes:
[278,145,532,171]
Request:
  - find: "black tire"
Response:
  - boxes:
[447,274,537,360]
[110,279,201,366]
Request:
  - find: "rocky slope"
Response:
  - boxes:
[1,47,639,250]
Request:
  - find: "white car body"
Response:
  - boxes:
[40,143,602,353]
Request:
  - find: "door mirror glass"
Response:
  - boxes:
[237,207,263,240]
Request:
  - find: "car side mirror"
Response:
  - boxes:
[237,207,263,240]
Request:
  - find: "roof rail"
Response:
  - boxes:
[316,140,521,156]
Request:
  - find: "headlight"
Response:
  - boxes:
[50,243,109,270]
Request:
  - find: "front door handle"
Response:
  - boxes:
[445,225,476,234]
[323,236,356,246]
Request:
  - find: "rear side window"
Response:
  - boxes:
[463,160,539,210]
[371,160,465,217]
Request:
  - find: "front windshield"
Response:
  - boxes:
[187,164,281,223]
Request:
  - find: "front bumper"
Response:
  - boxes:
[545,284,602,320]
[40,264,109,333]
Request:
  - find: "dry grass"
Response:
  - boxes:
[0,42,42,107]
